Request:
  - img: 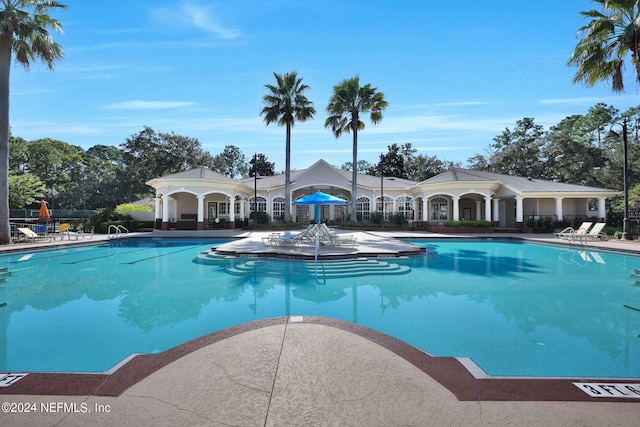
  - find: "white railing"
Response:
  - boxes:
[108,224,129,239]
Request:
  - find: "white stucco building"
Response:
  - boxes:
[145,159,618,230]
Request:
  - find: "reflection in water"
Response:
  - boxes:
[0,239,638,377]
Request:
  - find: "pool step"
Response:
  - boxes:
[224,258,411,278]
[193,251,237,265]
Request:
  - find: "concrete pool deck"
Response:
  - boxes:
[1,230,639,425]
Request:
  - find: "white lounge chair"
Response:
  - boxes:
[17,227,51,243]
[576,222,608,242]
[555,221,592,240]
[317,223,357,247]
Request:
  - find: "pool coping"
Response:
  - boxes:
[1,316,638,402]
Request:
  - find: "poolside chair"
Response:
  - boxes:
[57,223,94,241]
[17,227,51,243]
[266,225,319,247]
[576,222,608,243]
[554,221,592,240]
[317,223,357,247]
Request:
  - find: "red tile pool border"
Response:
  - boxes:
[1,316,638,402]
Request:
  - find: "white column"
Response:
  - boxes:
[162,195,170,222]
[475,200,482,220]
[516,196,524,223]
[555,197,564,222]
[452,196,460,221]
[492,198,500,222]
[155,196,161,219]
[239,197,245,220]
[228,197,235,222]
[422,197,428,221]
[197,195,205,222]
[598,197,606,221]
[484,196,491,221]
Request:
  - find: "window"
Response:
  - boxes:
[376,196,393,215]
[272,197,285,220]
[217,202,228,215]
[356,197,370,221]
[397,196,413,220]
[431,197,448,221]
[250,196,267,213]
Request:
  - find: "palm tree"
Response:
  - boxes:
[0,0,66,244]
[568,0,640,93]
[261,71,315,223]
[325,76,387,218]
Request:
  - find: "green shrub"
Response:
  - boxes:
[115,203,153,216]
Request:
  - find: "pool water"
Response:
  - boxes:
[0,238,639,378]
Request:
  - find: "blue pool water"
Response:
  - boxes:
[0,238,639,377]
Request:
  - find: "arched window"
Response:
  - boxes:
[431,197,448,221]
[356,197,370,221]
[397,196,413,220]
[250,196,267,213]
[376,196,393,218]
[272,197,285,220]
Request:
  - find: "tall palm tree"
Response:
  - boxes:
[261,71,315,223]
[568,0,640,93]
[0,0,66,244]
[325,76,387,218]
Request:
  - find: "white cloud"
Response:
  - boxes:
[182,1,240,39]
[151,1,241,40]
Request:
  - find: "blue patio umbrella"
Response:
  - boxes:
[293,191,346,222]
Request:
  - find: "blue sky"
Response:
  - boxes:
[9,0,640,171]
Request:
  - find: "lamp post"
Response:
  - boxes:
[379,159,387,228]
[249,153,257,230]
[604,120,630,240]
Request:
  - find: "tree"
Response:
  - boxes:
[0,0,66,243]
[8,172,44,208]
[369,143,407,178]
[261,71,315,222]
[340,159,372,174]
[212,145,248,179]
[490,118,545,177]
[541,115,606,186]
[568,0,640,93]
[120,126,215,199]
[325,76,387,217]
[406,154,448,181]
[248,153,275,177]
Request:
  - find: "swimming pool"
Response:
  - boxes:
[0,238,638,378]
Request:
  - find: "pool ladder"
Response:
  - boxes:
[108,224,129,239]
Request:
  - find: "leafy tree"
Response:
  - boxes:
[8,172,44,208]
[576,103,619,145]
[0,0,66,243]
[212,145,248,179]
[120,126,215,199]
[541,115,606,186]
[490,117,545,177]
[82,145,128,209]
[248,153,275,177]
[568,0,640,93]
[25,138,84,209]
[466,153,491,171]
[261,71,315,222]
[340,159,372,173]
[9,133,28,172]
[325,76,387,216]
[406,154,449,181]
[370,143,407,178]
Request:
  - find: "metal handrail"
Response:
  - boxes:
[108,224,129,239]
